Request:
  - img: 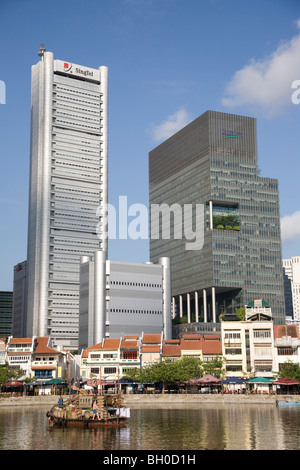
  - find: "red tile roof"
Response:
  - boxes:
[9,338,32,344]
[273,325,300,339]
[34,337,60,355]
[142,334,162,344]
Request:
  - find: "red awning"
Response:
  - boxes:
[2,380,24,387]
[273,377,300,385]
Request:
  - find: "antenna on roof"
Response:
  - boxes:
[38,44,46,60]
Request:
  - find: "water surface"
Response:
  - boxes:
[0,403,299,450]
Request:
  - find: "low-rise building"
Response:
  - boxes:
[221,319,275,378]
[140,333,163,366]
[273,325,300,373]
[6,337,36,377]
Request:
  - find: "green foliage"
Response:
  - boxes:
[122,367,141,383]
[202,356,225,378]
[172,316,188,324]
[235,308,245,321]
[277,361,300,381]
[0,365,24,386]
[213,212,239,230]
[138,356,202,392]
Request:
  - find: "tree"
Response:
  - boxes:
[277,361,300,382]
[0,364,23,387]
[202,357,225,378]
[139,356,202,393]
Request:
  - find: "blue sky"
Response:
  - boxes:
[0,0,300,291]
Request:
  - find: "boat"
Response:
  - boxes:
[47,392,130,428]
[276,396,300,407]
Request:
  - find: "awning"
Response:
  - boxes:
[273,377,300,385]
[2,380,24,387]
[222,376,245,384]
[197,374,221,384]
[248,377,273,384]
[45,378,66,385]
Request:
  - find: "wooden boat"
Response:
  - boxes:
[47,392,130,428]
[276,397,300,407]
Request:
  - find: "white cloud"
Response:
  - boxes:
[148,108,193,142]
[281,211,300,242]
[222,19,300,116]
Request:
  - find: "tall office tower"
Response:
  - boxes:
[25,46,108,350]
[283,257,300,322]
[149,110,286,326]
[12,261,27,337]
[0,291,13,337]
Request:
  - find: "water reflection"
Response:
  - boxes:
[0,404,299,450]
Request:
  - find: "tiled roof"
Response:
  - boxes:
[9,338,32,344]
[34,337,60,355]
[142,334,162,344]
[202,337,222,355]
[121,339,138,349]
[102,338,122,350]
[273,325,300,339]
[142,345,161,353]
[162,344,181,357]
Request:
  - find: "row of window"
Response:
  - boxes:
[54,92,101,109]
[54,85,101,101]
[111,308,162,315]
[111,280,162,288]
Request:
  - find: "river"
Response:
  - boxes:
[0,402,299,451]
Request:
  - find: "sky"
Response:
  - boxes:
[0,0,300,291]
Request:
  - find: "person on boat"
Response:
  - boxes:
[58,395,63,408]
[92,400,100,420]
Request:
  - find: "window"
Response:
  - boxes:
[122,351,138,360]
[104,367,116,374]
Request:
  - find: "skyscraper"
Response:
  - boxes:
[149,110,286,325]
[25,46,108,350]
[283,257,300,322]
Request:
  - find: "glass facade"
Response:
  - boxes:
[149,111,285,324]
[0,291,13,337]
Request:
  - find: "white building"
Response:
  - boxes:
[221,317,275,378]
[273,324,300,372]
[79,252,171,350]
[25,46,108,351]
[283,257,300,325]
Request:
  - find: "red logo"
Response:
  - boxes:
[64,62,72,73]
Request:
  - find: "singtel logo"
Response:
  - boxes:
[63,62,94,77]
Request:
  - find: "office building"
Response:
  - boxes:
[0,291,13,337]
[12,261,27,337]
[283,257,300,323]
[149,110,286,326]
[79,252,171,350]
[25,46,108,350]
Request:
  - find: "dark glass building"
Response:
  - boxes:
[0,291,13,337]
[149,110,285,325]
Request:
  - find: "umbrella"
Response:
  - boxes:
[248,377,273,383]
[2,380,24,387]
[197,374,221,384]
[45,378,66,385]
[222,376,245,384]
[273,377,300,385]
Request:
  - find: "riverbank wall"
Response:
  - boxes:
[0,393,292,407]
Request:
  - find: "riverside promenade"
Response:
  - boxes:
[0,393,287,407]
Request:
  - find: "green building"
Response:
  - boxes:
[149,110,285,326]
[0,291,13,337]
